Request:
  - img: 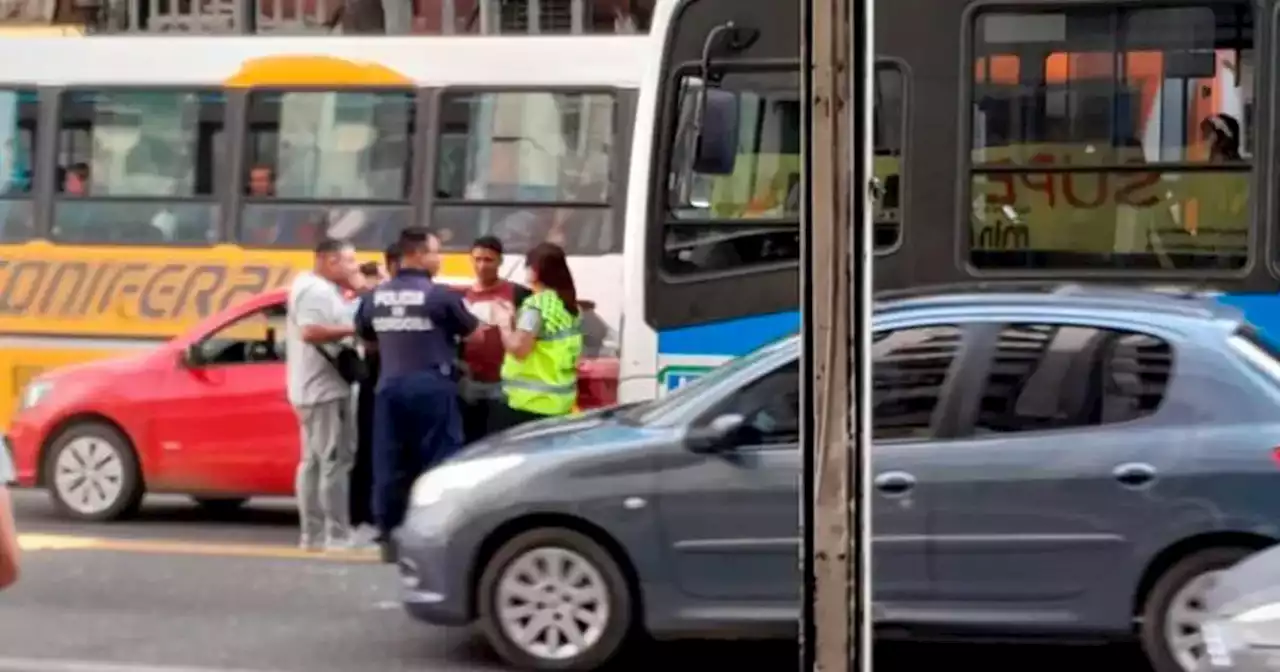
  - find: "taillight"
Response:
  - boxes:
[1269,446,1280,468]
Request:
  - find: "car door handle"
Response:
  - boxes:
[875,471,916,497]
[1113,462,1157,488]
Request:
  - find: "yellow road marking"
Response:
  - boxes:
[17,533,379,563]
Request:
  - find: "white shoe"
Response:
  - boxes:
[324,537,378,554]
[358,525,384,544]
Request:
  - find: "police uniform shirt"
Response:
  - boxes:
[354,269,479,388]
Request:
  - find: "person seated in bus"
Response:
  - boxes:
[243,165,327,247]
[50,164,93,241]
[1203,114,1243,162]
[62,163,89,195]
[248,164,275,198]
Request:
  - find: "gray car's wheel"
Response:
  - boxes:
[45,422,143,522]
[477,528,634,671]
[1140,546,1254,672]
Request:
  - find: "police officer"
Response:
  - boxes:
[354,227,479,560]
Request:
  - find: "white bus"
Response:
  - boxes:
[617,0,1280,402]
[0,34,648,426]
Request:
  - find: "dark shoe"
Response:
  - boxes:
[379,538,398,564]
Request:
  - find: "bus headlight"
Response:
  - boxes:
[19,380,53,410]
[409,455,525,509]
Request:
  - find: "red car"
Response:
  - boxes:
[6,288,618,522]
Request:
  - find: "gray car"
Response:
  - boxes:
[396,285,1280,672]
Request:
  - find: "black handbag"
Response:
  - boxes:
[315,344,369,385]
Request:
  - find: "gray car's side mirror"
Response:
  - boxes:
[686,412,746,453]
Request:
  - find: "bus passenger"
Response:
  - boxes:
[1203,114,1243,161]
[248,165,275,197]
[489,243,584,433]
[0,442,19,590]
[62,163,89,195]
[355,227,479,561]
[458,236,532,444]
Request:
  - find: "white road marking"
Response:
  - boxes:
[0,658,278,672]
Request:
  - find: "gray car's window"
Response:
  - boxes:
[631,335,797,425]
[977,323,1172,433]
[874,325,964,440]
[704,360,800,445]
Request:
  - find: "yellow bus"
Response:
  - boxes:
[0,34,648,428]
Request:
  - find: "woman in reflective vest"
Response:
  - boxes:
[489,242,583,433]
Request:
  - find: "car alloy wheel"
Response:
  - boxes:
[45,422,144,522]
[496,546,611,661]
[478,528,634,670]
[1141,546,1254,672]
[54,435,126,517]
[1162,569,1221,672]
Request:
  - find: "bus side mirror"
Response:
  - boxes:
[692,88,740,175]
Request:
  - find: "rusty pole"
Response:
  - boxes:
[801,0,872,665]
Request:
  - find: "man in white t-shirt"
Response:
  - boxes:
[0,443,18,589]
[286,237,361,552]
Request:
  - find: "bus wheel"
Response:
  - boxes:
[477,528,634,671]
[45,422,144,522]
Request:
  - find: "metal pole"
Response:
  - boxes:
[802,0,872,665]
[238,0,256,32]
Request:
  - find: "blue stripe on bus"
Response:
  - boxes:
[656,293,1280,360]
[1216,293,1280,345]
[657,311,799,357]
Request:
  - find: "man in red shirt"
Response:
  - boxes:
[458,236,530,443]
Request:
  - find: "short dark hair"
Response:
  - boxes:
[314,237,351,255]
[397,226,437,254]
[472,235,503,256]
[384,241,403,266]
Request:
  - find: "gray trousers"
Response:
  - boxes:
[295,398,356,545]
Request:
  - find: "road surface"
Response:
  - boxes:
[1,491,1150,671]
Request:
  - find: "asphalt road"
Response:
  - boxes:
[1,490,1151,672]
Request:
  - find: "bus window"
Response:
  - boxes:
[875,63,906,252]
[662,63,904,276]
[433,90,617,255]
[241,90,415,250]
[53,90,225,246]
[0,89,37,243]
[969,4,1254,272]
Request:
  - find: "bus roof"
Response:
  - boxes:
[0,35,653,88]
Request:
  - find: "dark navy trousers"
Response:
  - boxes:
[371,372,464,535]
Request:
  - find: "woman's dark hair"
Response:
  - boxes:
[1203,114,1243,161]
[526,242,578,316]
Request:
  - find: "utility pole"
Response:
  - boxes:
[800,0,873,665]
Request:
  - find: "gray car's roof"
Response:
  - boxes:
[749,283,1244,372]
[873,282,1244,326]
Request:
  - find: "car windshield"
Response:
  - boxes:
[624,334,798,426]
